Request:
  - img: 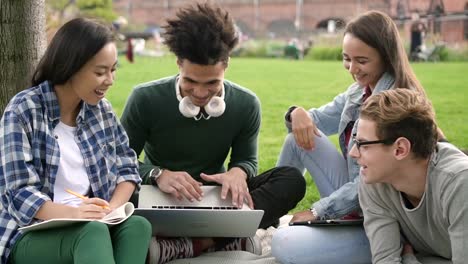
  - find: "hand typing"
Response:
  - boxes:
[156,169,203,202]
[200,168,254,209]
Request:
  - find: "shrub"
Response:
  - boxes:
[305,46,342,61]
[232,40,286,58]
[443,45,468,61]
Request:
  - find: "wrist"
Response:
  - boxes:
[309,207,321,220]
[149,167,164,185]
[230,166,248,180]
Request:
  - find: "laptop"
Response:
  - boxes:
[288,219,363,227]
[134,185,264,237]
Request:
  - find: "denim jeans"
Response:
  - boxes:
[273,132,371,263]
[272,226,453,264]
[276,132,348,197]
[272,225,371,264]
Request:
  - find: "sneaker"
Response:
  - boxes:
[148,237,194,264]
[220,236,262,255]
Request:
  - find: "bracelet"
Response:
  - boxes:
[310,207,319,218]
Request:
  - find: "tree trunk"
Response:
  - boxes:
[0,0,46,115]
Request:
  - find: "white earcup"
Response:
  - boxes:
[179,96,200,118]
[204,96,226,117]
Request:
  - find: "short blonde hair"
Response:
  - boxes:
[360,89,437,159]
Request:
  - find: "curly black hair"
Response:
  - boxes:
[162,2,239,65]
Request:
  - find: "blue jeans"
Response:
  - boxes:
[272,225,371,264]
[276,132,348,197]
[274,132,371,263]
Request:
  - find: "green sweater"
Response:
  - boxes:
[121,75,261,183]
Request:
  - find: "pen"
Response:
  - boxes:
[65,189,110,210]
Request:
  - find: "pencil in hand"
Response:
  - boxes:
[65,189,110,210]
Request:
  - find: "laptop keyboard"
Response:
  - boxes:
[152,205,238,210]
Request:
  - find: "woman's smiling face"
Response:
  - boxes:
[342,33,385,90]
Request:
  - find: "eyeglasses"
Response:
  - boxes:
[352,134,395,154]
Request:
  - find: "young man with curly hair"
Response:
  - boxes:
[351,89,468,263]
[121,2,305,263]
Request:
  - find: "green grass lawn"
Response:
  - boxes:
[109,56,468,212]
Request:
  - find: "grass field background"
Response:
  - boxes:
[109,56,468,212]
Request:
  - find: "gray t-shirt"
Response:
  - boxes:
[359,143,468,264]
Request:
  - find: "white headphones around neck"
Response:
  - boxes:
[175,77,226,120]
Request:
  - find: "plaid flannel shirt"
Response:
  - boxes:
[0,81,140,262]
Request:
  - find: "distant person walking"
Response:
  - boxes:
[126,38,134,63]
[410,13,426,61]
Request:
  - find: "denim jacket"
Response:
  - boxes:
[286,72,395,219]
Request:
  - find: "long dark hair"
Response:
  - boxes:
[32,17,115,86]
[344,11,424,94]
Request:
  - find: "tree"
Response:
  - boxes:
[0,0,46,115]
[47,0,117,26]
[77,0,116,22]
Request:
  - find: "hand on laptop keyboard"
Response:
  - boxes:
[156,170,204,202]
[200,168,254,209]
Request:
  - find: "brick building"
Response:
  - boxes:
[113,0,468,45]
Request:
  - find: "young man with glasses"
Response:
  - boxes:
[351,88,467,263]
